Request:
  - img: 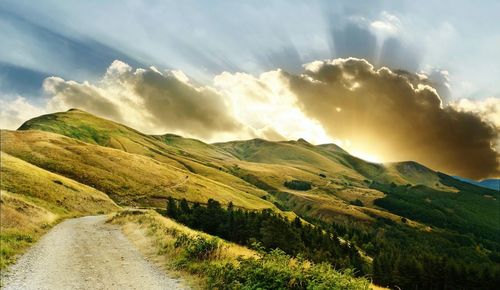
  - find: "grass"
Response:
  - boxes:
[109,210,370,290]
[0,152,119,269]
[1,130,276,211]
[12,109,456,225]
[17,109,272,201]
[9,109,498,245]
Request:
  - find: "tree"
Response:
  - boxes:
[166,197,178,218]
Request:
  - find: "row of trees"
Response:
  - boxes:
[165,198,366,274]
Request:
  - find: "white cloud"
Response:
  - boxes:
[214,70,332,144]
[0,96,46,130]
[370,12,401,38]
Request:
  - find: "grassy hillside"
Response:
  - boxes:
[1,130,275,211]
[13,109,489,227]
[0,152,118,268]
[17,109,272,200]
[14,109,460,225]
[154,133,236,160]
[215,138,362,178]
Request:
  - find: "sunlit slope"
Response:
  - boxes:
[17,109,270,199]
[14,109,468,225]
[154,133,236,160]
[1,130,275,210]
[216,138,450,189]
[0,152,119,268]
[18,109,194,168]
[215,138,363,178]
[1,152,119,215]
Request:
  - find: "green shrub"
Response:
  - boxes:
[349,199,364,207]
[206,249,369,290]
[284,180,312,191]
[175,234,220,260]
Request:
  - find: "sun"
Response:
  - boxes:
[350,150,382,163]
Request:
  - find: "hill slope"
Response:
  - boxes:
[11,109,497,230]
[0,151,119,268]
[17,109,271,201]
[1,130,275,211]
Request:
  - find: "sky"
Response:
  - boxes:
[0,0,499,179]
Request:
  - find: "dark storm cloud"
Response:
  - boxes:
[287,58,499,179]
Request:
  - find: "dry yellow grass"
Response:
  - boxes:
[0,152,119,269]
[109,210,257,288]
[18,109,270,200]
[1,130,276,211]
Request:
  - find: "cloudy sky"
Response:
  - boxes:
[0,0,499,179]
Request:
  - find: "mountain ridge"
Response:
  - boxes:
[10,108,496,225]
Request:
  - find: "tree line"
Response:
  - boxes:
[164,197,500,289]
[164,197,367,274]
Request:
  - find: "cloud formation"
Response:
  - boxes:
[45,61,242,139]
[1,59,498,179]
[0,96,45,130]
[286,58,499,179]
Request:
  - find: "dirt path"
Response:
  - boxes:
[1,215,188,290]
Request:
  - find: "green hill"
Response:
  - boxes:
[17,109,272,201]
[1,130,275,211]
[4,109,499,288]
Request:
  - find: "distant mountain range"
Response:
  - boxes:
[452,176,499,191]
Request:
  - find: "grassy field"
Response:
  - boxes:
[0,152,119,269]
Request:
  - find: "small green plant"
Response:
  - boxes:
[284,180,312,191]
[206,249,369,290]
[175,234,220,260]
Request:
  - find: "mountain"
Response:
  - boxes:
[1,129,273,210]
[3,108,499,288]
[12,109,497,227]
[452,176,500,191]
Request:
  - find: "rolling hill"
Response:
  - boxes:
[11,109,497,229]
[3,108,499,288]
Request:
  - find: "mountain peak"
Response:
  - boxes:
[67,108,86,112]
[296,138,311,145]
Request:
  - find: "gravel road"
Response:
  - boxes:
[1,215,187,290]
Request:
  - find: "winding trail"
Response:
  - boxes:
[2,215,187,290]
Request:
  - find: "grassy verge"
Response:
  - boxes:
[109,210,370,289]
